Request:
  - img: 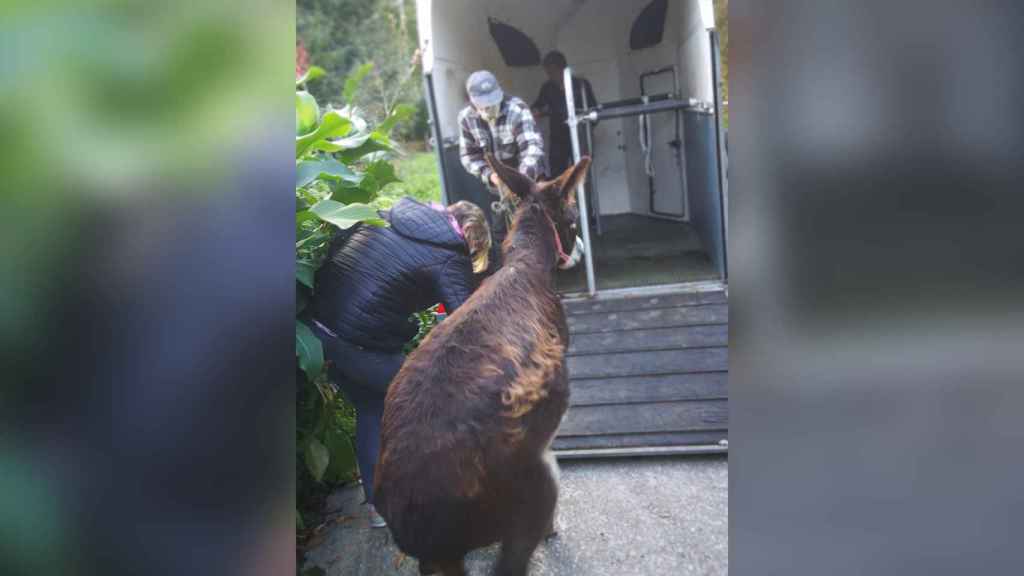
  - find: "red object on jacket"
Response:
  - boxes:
[436,303,446,314]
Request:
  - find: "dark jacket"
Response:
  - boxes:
[532,76,597,143]
[311,198,477,351]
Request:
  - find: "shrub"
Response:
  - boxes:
[295,63,404,532]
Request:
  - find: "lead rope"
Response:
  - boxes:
[491,199,517,231]
[490,181,518,231]
[544,211,569,265]
[485,115,518,231]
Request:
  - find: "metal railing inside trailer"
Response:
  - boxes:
[563,67,715,296]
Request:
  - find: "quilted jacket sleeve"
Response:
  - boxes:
[436,254,475,312]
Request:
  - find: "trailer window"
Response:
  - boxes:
[488,17,541,67]
[629,0,669,51]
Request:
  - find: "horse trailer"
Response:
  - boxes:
[416,0,729,455]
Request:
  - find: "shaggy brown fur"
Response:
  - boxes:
[374,154,591,576]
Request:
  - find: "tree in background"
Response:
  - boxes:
[714,0,729,128]
[298,0,429,142]
[297,0,376,106]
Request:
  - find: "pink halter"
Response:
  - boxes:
[542,210,570,266]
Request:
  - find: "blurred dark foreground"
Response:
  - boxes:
[729,2,1024,575]
[1,2,295,575]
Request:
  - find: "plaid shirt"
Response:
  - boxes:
[458,96,546,189]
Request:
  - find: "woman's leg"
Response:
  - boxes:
[309,320,407,502]
[323,340,405,503]
[352,394,385,503]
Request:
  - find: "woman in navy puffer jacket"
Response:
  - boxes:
[306,197,492,527]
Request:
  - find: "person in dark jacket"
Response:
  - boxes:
[531,50,597,177]
[532,51,599,229]
[306,197,492,528]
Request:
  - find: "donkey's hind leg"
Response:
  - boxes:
[494,538,540,576]
[541,449,561,538]
[419,558,465,576]
[495,459,558,576]
[438,559,466,576]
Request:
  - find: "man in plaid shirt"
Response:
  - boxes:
[458,70,546,270]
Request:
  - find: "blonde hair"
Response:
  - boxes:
[447,201,492,273]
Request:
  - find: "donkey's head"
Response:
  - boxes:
[485,154,591,270]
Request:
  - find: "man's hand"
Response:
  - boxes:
[489,172,517,205]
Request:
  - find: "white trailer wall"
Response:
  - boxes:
[420,0,715,217]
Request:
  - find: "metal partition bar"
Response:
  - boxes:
[588,99,711,121]
[583,92,674,111]
[563,67,596,296]
[710,29,729,279]
[579,84,602,236]
[423,73,451,205]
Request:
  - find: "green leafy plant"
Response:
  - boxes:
[294,62,414,532]
[404,304,442,354]
[294,61,446,550]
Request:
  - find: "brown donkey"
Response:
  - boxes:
[374,154,591,576]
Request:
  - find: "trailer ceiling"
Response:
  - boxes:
[419,0,714,72]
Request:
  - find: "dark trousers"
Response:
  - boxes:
[549,133,573,177]
[309,321,404,504]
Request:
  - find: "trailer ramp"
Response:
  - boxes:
[555,284,728,458]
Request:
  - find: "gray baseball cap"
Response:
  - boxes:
[466,70,504,108]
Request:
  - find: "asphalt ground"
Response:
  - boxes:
[302,455,728,575]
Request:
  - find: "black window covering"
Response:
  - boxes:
[629,0,669,51]
[488,17,541,67]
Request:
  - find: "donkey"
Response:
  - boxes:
[373,154,591,576]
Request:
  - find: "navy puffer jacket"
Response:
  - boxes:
[311,197,477,351]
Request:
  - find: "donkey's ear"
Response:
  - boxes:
[551,156,591,202]
[485,153,534,199]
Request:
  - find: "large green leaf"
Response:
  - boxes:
[338,105,368,134]
[296,65,325,88]
[378,104,416,135]
[310,131,371,154]
[296,159,362,189]
[342,63,373,104]
[323,427,358,484]
[330,180,374,205]
[295,209,317,228]
[296,110,354,159]
[305,437,330,483]
[356,173,380,198]
[310,200,383,229]
[296,91,320,136]
[296,261,315,290]
[366,160,401,190]
[296,320,324,381]
[337,133,394,164]
[296,227,331,250]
